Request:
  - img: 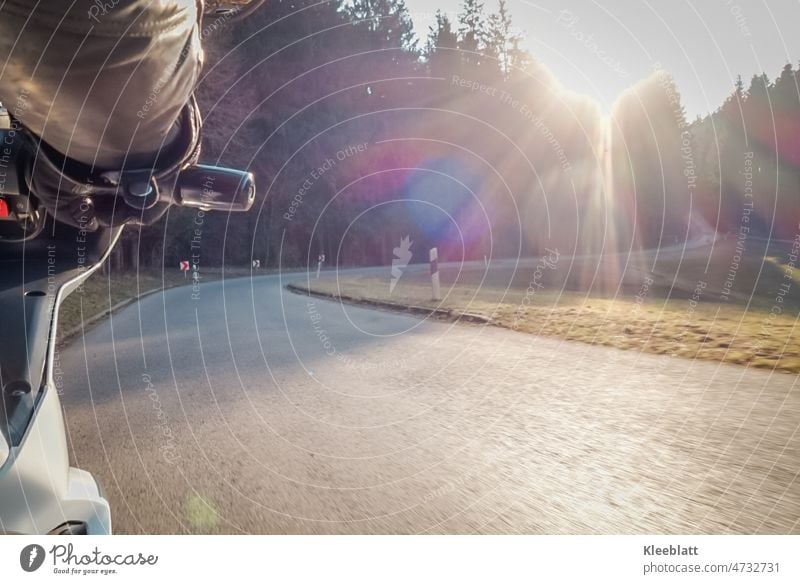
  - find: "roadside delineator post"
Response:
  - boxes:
[316,253,325,279]
[429,247,441,300]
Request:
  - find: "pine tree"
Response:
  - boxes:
[745,72,771,107]
[486,0,518,78]
[349,0,417,56]
[457,0,487,73]
[772,62,797,110]
[720,74,744,118]
[426,10,459,78]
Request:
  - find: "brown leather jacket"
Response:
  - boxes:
[0,0,203,170]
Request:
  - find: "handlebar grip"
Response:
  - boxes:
[176,164,255,212]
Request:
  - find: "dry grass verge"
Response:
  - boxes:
[292,238,800,374]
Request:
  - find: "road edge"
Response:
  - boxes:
[285,281,493,324]
[57,286,168,347]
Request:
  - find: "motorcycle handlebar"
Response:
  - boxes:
[0,126,255,236]
[176,164,255,212]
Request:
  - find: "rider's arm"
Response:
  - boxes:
[0,0,202,170]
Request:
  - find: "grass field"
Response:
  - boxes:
[57,263,303,341]
[56,265,263,339]
[294,236,800,374]
[57,269,192,339]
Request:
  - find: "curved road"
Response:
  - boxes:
[59,272,799,534]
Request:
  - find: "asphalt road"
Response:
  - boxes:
[59,270,799,534]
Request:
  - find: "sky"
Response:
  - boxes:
[404,0,800,119]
